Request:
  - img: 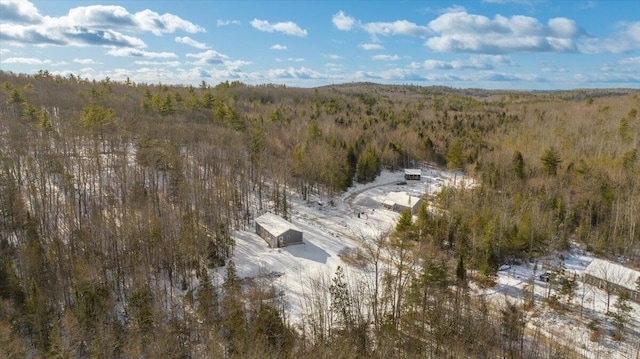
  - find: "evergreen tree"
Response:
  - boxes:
[607,292,633,341]
[222,260,246,356]
[541,146,561,176]
[250,304,294,355]
[396,209,413,233]
[446,138,465,170]
[329,266,352,330]
[8,88,25,107]
[21,103,39,123]
[355,145,380,183]
[197,266,218,326]
[456,254,466,283]
[160,93,174,115]
[512,150,525,179]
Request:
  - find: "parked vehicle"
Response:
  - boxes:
[539,272,552,282]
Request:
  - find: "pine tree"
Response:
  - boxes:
[456,254,466,283]
[446,138,465,170]
[160,93,174,115]
[222,260,246,356]
[250,304,293,355]
[512,150,525,179]
[541,146,561,176]
[197,266,218,326]
[329,266,353,330]
[396,209,413,233]
[607,292,633,341]
[355,145,380,183]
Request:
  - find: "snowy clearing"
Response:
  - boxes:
[485,244,640,359]
[222,167,466,321]
[218,166,639,358]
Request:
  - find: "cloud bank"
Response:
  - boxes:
[0,0,203,48]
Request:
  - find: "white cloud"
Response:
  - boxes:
[0,48,10,54]
[251,19,307,37]
[267,66,323,79]
[359,43,384,50]
[275,57,304,62]
[217,19,240,27]
[325,62,344,70]
[541,65,568,73]
[0,0,43,24]
[133,60,181,67]
[579,21,640,54]
[421,60,453,70]
[0,23,146,48]
[175,36,208,49]
[481,0,535,4]
[73,58,101,64]
[621,22,640,43]
[548,18,581,38]
[417,55,515,70]
[571,70,640,84]
[419,5,467,15]
[184,50,251,72]
[224,59,252,70]
[139,10,203,34]
[332,11,355,31]
[333,11,430,38]
[426,12,586,53]
[618,56,640,65]
[1,56,51,65]
[443,5,467,14]
[270,44,287,50]
[324,54,343,60]
[58,6,204,35]
[0,1,203,48]
[354,67,428,82]
[186,49,229,65]
[372,54,400,61]
[362,20,431,37]
[106,48,177,58]
[489,54,517,66]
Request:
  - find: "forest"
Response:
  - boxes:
[0,70,638,358]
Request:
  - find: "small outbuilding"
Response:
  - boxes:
[583,258,640,303]
[382,191,423,215]
[255,213,304,248]
[404,169,421,181]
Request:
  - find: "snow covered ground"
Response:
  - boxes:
[485,244,640,359]
[222,167,466,321]
[219,166,639,358]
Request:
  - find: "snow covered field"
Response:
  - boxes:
[220,167,639,358]
[224,167,466,321]
[485,245,640,359]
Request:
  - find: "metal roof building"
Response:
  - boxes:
[255,213,303,248]
[583,258,640,303]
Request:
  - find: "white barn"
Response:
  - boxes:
[583,258,640,303]
[382,192,423,215]
[255,213,304,248]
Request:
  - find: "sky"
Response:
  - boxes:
[1,0,639,90]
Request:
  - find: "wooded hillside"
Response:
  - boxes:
[0,70,638,357]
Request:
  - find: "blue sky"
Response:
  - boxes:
[1,0,639,89]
